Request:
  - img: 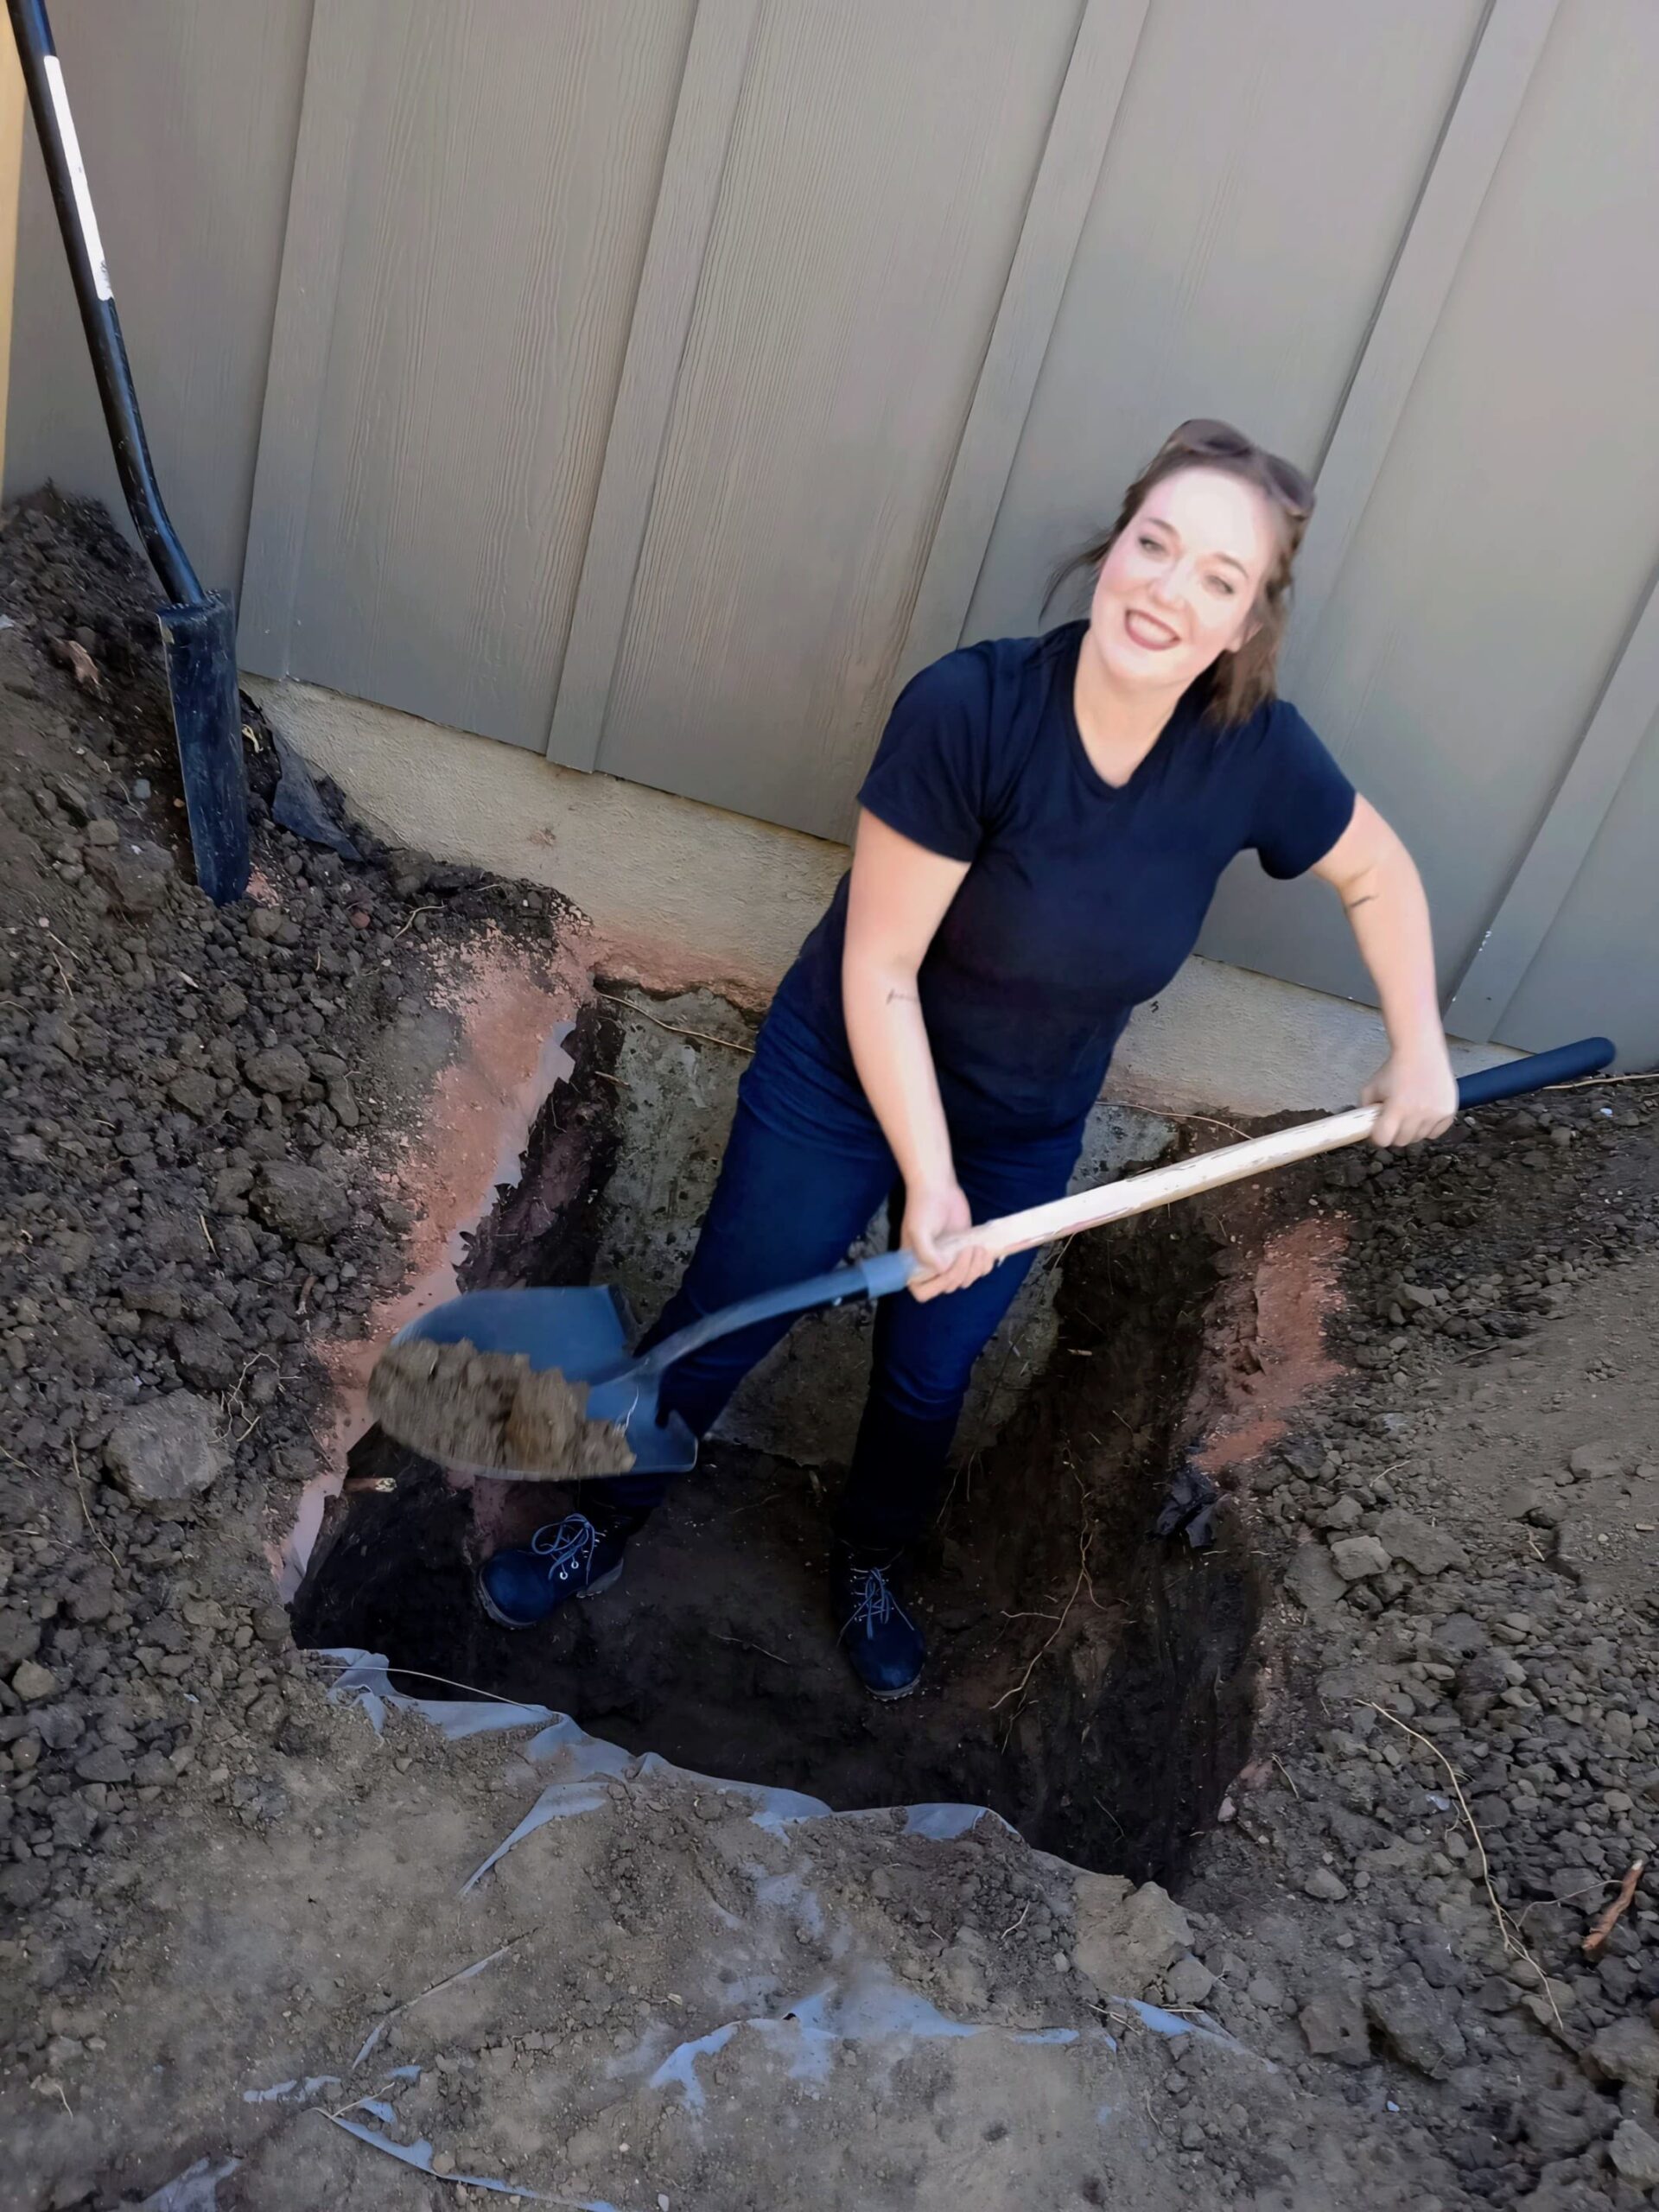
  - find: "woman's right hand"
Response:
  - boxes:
[902,1179,996,1302]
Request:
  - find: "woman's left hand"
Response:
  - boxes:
[901,1179,996,1302]
[1361,1046,1459,1148]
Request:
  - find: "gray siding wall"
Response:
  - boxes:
[8,0,1656,1064]
[6,0,312,600]
[243,0,699,752]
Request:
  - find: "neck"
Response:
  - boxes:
[1071,620,1185,779]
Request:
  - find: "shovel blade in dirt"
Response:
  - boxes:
[156,592,251,905]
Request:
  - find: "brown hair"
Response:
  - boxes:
[1046,418,1315,728]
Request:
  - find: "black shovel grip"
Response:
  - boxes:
[1455,1036,1614,1111]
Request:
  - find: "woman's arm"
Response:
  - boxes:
[843,810,995,1300]
[1312,795,1459,1147]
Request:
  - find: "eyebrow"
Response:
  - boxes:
[1142,517,1249,576]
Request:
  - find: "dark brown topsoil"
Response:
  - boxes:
[0,499,578,2048]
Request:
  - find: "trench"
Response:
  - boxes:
[291,1002,1272,1890]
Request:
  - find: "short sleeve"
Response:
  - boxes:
[1248,702,1357,880]
[856,650,995,863]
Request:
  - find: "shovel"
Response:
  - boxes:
[9,0,250,903]
[384,1033,1614,1480]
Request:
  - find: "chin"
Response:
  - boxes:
[1096,632,1192,693]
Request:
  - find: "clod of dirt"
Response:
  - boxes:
[103,1389,229,1515]
[367,1338,635,1478]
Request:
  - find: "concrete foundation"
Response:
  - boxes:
[251,675,1515,1118]
[248,677,843,1006]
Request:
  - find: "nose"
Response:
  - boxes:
[1147,562,1185,611]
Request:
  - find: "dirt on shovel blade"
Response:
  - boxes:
[368,1338,636,1478]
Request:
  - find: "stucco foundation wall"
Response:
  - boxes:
[251,676,1515,1118]
[249,677,842,1004]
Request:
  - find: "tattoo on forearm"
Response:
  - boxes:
[1344,893,1377,915]
[886,987,920,1006]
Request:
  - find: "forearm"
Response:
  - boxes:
[842,955,956,1193]
[1339,837,1445,1060]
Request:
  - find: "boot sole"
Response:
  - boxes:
[475,1560,623,1630]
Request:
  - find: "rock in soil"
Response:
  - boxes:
[102,1389,228,1514]
[1299,1987,1370,2064]
[1329,1531,1391,1581]
[1608,2118,1659,2187]
[1586,2014,1659,2093]
[1071,1874,1192,1999]
[1364,1978,1468,2077]
[250,1159,350,1243]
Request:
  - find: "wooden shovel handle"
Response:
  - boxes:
[916,1036,1615,1277]
[943,1104,1382,1267]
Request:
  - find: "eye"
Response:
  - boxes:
[1206,574,1236,597]
[1137,534,1163,554]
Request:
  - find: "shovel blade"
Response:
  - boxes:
[156,592,250,905]
[397,1286,635,1376]
[393,1287,699,1478]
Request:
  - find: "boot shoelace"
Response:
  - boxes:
[847,1562,913,1636]
[530,1514,599,1583]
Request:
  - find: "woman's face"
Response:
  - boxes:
[1088,465,1280,696]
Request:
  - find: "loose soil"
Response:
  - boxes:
[1,493,1657,2212]
[367,1339,635,1480]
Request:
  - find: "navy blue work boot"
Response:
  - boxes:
[476,1505,646,1630]
[831,1545,926,1700]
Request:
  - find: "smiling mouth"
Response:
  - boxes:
[1124,608,1180,651]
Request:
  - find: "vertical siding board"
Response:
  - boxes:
[1492,707,1659,1067]
[1231,0,1659,1005]
[597,0,1089,836]
[0,35,22,484]
[545,0,763,772]
[892,0,1150,696]
[1444,566,1659,1040]
[239,0,380,676]
[247,0,696,747]
[1282,0,1560,683]
[961,0,1484,647]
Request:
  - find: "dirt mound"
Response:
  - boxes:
[0,497,578,2075]
[368,1337,634,1478]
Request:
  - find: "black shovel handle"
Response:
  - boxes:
[8,0,203,609]
[1455,1035,1614,1109]
[11,0,251,904]
[635,1249,918,1379]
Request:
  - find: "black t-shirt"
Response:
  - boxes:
[773,620,1356,1140]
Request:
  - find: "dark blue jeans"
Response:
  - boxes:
[596,998,1083,1552]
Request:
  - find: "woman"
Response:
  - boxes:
[478,419,1458,1696]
